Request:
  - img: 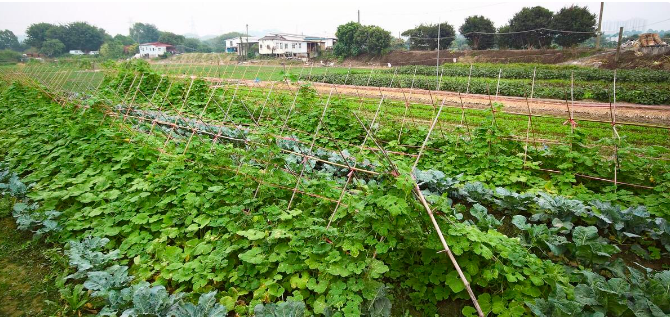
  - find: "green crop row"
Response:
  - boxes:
[300,73,670,105]
[379,63,670,84]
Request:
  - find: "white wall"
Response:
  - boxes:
[139,45,167,57]
[259,40,307,55]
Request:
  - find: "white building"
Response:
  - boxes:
[69,50,85,55]
[138,42,176,58]
[226,37,260,54]
[258,33,336,58]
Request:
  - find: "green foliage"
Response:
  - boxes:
[129,22,160,44]
[100,41,125,59]
[306,64,670,104]
[3,62,670,317]
[551,6,597,47]
[334,22,392,57]
[25,22,55,48]
[402,22,455,50]
[158,32,186,46]
[0,49,21,64]
[0,29,21,51]
[254,300,306,317]
[508,6,554,49]
[459,16,496,50]
[39,39,66,57]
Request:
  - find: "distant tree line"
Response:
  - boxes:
[1,21,249,62]
[334,5,599,59]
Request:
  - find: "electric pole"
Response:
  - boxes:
[596,2,604,49]
[436,21,441,83]
[358,10,360,24]
[615,27,623,66]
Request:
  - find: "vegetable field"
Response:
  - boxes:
[0,59,669,317]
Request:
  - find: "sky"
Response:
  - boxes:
[1,1,669,39]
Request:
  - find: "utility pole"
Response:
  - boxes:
[615,27,623,66]
[596,2,604,49]
[246,24,249,58]
[436,21,441,81]
[358,10,360,24]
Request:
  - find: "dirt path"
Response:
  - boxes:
[201,76,670,127]
[307,82,670,127]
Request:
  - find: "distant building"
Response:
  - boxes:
[69,50,85,55]
[226,37,260,54]
[258,33,336,58]
[139,42,176,58]
[88,51,99,55]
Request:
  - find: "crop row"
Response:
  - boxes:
[299,73,670,105]
[378,63,670,84]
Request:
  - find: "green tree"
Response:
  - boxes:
[551,5,596,47]
[113,34,136,45]
[129,23,160,44]
[496,25,514,49]
[359,26,392,55]
[39,39,65,57]
[508,6,554,48]
[0,30,21,51]
[158,32,185,45]
[334,22,363,57]
[182,38,202,52]
[62,22,107,51]
[0,49,22,64]
[459,16,496,50]
[206,32,246,52]
[100,41,124,59]
[25,22,55,48]
[401,22,455,50]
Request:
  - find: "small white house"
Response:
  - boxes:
[69,50,85,55]
[139,42,176,58]
[258,33,336,58]
[88,51,99,55]
[226,37,259,54]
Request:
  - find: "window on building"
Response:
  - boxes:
[298,43,301,48]
[292,43,295,49]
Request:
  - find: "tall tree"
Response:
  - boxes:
[100,41,124,59]
[334,22,363,57]
[551,5,596,47]
[508,6,554,49]
[158,32,185,46]
[129,23,160,44]
[402,22,455,50]
[62,22,107,51]
[459,16,496,50]
[496,25,514,49]
[205,32,246,52]
[39,39,65,57]
[358,25,392,55]
[113,34,136,45]
[25,22,55,48]
[182,38,202,52]
[334,22,392,57]
[0,30,21,51]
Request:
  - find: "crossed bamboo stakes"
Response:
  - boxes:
[0,56,654,316]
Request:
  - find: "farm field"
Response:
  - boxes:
[146,59,670,105]
[1,60,670,317]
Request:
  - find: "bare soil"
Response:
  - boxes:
[204,77,670,127]
[306,82,670,127]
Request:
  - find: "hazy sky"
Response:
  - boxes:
[1,1,669,39]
